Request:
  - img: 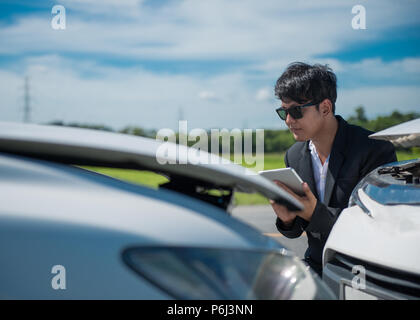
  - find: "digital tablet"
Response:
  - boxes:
[258,167,305,196]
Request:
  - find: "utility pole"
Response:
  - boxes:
[178,106,184,122]
[23,76,31,123]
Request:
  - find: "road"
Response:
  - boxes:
[231,205,308,259]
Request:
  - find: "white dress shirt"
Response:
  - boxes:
[309,140,330,204]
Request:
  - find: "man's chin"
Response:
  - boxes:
[293,132,307,142]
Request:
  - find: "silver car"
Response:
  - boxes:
[0,122,334,299]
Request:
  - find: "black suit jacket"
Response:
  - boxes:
[276,115,397,273]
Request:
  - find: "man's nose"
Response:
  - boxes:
[285,113,296,126]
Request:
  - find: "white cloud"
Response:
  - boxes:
[0,1,419,130]
[198,91,217,101]
[0,0,418,60]
[339,85,420,119]
[255,88,272,101]
[251,57,420,88]
[0,55,257,129]
[341,58,420,77]
[1,55,418,131]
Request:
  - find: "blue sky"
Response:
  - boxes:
[0,0,419,130]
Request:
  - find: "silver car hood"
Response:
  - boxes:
[0,122,302,210]
[369,118,420,147]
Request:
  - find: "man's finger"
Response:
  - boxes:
[273,180,293,194]
[273,180,303,202]
[302,182,316,200]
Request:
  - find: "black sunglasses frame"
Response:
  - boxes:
[275,102,319,121]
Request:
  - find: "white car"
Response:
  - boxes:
[323,118,420,300]
[0,122,334,299]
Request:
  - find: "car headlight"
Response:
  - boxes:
[348,182,372,217]
[122,246,335,300]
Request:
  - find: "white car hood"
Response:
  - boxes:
[0,122,302,210]
[324,189,420,275]
[369,118,420,147]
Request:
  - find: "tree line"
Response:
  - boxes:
[49,106,419,153]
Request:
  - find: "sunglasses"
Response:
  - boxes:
[276,102,319,120]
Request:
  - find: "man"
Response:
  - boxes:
[271,62,396,276]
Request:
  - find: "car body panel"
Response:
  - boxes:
[0,216,173,299]
[323,191,420,276]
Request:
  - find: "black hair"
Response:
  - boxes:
[274,62,337,113]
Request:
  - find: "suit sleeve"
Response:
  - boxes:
[305,139,397,238]
[360,140,397,177]
[304,201,340,237]
[275,150,308,238]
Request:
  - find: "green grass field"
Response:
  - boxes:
[83,148,420,206]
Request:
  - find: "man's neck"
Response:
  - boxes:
[310,116,339,163]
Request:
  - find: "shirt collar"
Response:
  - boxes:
[309,140,330,164]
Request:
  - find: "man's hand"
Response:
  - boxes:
[270,181,318,223]
[269,199,297,226]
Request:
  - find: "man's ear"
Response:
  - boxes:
[319,99,333,117]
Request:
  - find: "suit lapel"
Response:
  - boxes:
[323,150,344,205]
[323,116,348,205]
[299,142,318,199]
